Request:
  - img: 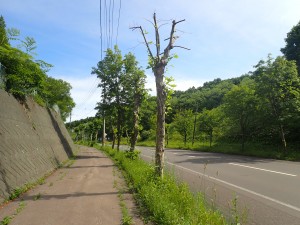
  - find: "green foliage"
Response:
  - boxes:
[281,20,300,75]
[124,150,140,160]
[0,46,46,99]
[99,146,227,225]
[165,76,176,113]
[0,216,12,225]
[92,46,147,149]
[6,28,20,42]
[0,15,9,47]
[173,109,194,145]
[254,55,300,148]
[139,130,153,141]
[20,36,37,54]
[67,116,102,143]
[0,200,26,225]
[222,79,259,149]
[43,76,75,121]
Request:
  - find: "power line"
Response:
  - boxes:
[100,0,103,60]
[104,0,109,49]
[116,0,121,45]
[74,77,99,109]
[111,0,115,48]
[108,0,111,48]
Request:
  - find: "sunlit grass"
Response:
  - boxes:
[137,139,300,161]
[96,145,228,225]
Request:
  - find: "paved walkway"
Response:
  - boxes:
[0,146,142,225]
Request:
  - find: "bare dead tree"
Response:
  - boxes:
[131,13,189,177]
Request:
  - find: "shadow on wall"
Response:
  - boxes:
[47,108,73,158]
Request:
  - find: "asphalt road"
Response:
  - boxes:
[124,145,300,225]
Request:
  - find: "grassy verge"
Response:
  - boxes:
[96,145,228,225]
[138,140,300,161]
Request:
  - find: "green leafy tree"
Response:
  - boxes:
[123,53,147,151]
[0,46,46,100]
[173,110,194,146]
[198,108,221,147]
[43,76,75,121]
[223,79,258,150]
[281,21,300,75]
[254,55,300,150]
[0,15,9,47]
[92,46,123,150]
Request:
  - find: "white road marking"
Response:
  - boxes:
[188,155,196,158]
[228,163,297,177]
[141,154,300,213]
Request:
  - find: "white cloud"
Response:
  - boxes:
[145,72,206,96]
[58,75,101,122]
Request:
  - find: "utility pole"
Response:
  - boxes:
[69,110,72,124]
[192,104,198,146]
[102,86,106,147]
[102,116,105,147]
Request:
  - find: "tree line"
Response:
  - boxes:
[0,16,75,121]
[68,18,300,177]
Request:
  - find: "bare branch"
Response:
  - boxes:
[175,19,185,25]
[158,22,169,29]
[130,26,155,61]
[162,20,177,62]
[173,45,191,50]
[153,13,161,60]
[130,26,141,31]
[164,36,179,41]
[145,18,155,26]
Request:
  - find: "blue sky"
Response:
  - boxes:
[1,0,300,121]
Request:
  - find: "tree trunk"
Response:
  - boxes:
[117,106,121,151]
[130,94,140,151]
[102,117,105,147]
[192,113,197,146]
[209,129,213,148]
[130,13,187,178]
[112,128,116,149]
[95,130,98,142]
[240,117,245,151]
[279,124,287,151]
[154,68,166,177]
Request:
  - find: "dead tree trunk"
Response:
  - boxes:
[154,69,166,176]
[131,13,189,177]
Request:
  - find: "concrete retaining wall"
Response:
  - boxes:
[0,90,75,203]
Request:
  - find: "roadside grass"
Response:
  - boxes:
[96,145,228,225]
[112,168,133,225]
[5,177,46,202]
[137,140,300,161]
